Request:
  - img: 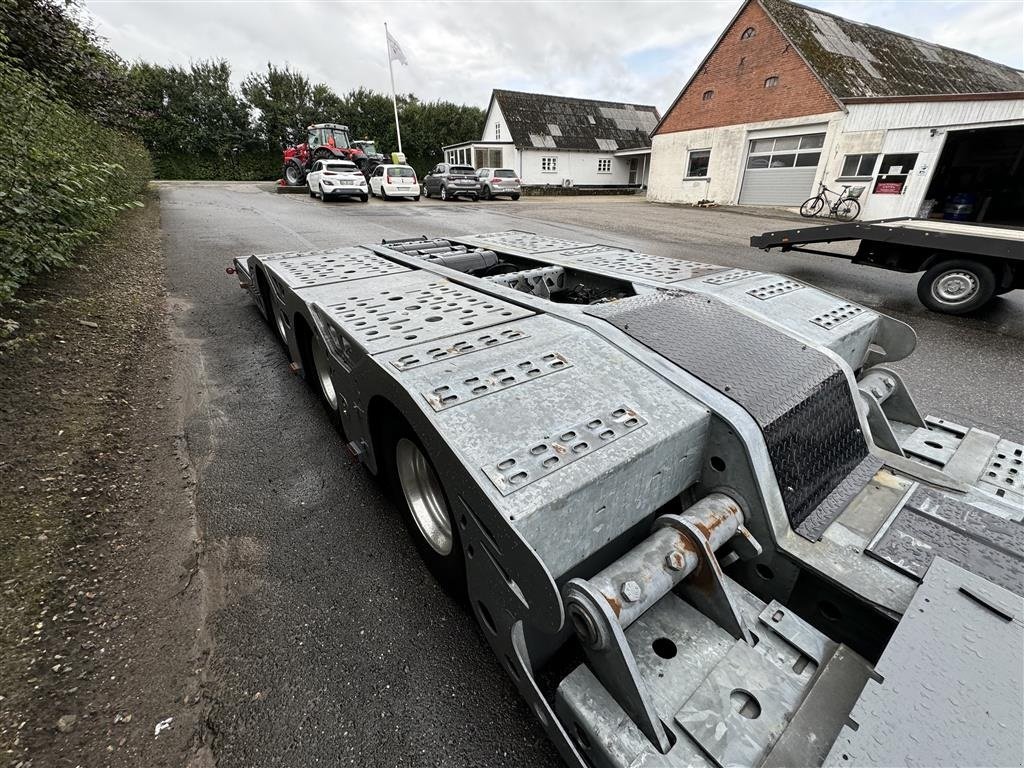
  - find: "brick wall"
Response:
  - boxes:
[656,0,840,135]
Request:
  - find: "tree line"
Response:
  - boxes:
[2,0,485,180]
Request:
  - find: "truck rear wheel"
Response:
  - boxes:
[918,259,996,315]
[384,424,466,596]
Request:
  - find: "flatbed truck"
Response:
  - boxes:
[230,230,1023,768]
[751,217,1023,314]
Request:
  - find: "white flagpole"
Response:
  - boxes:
[385,22,403,154]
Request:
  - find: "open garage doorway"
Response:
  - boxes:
[924,125,1024,225]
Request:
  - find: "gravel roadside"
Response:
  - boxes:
[0,191,203,768]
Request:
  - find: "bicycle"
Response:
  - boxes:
[799,182,864,221]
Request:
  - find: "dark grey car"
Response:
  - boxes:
[423,163,481,201]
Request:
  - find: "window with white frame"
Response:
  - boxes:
[686,149,711,178]
[840,153,878,178]
[597,158,612,173]
[541,156,557,172]
[495,122,501,140]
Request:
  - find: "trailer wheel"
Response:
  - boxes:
[383,423,466,595]
[918,259,996,315]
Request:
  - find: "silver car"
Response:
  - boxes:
[477,168,522,200]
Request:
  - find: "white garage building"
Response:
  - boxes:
[647,0,1024,225]
[443,90,659,191]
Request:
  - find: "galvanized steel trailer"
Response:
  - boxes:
[751,218,1024,314]
[231,231,1023,768]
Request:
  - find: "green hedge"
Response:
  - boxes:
[0,55,151,303]
[152,151,280,181]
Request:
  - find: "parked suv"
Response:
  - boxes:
[369,164,420,200]
[423,163,481,201]
[477,168,521,200]
[306,159,368,202]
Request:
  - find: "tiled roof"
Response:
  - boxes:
[493,90,660,151]
[762,0,1024,99]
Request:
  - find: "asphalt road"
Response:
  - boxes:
[159,183,1023,767]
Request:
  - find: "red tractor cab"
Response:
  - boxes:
[282,123,366,186]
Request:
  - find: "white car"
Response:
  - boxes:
[307,159,368,202]
[368,164,420,201]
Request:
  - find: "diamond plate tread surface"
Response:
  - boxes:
[317,278,533,354]
[589,292,868,529]
[867,485,1024,594]
[388,327,529,371]
[556,249,725,283]
[483,406,647,495]
[422,352,571,411]
[796,455,884,541]
[824,558,1023,768]
[264,248,408,289]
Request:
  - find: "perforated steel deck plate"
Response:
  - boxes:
[702,268,759,285]
[558,248,725,283]
[389,326,529,371]
[422,352,572,411]
[979,437,1024,502]
[810,303,864,330]
[264,247,408,288]
[483,406,647,495]
[747,279,804,300]
[866,485,1024,594]
[316,273,534,354]
[458,231,592,254]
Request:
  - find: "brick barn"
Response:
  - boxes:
[647,0,1024,225]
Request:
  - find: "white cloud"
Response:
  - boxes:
[84,0,1023,114]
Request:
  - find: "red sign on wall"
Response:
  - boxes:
[874,176,906,195]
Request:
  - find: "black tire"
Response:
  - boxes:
[381,187,390,201]
[360,195,368,203]
[319,185,329,203]
[995,265,1016,295]
[284,163,306,187]
[308,185,316,198]
[380,420,466,596]
[471,195,479,202]
[480,186,491,200]
[835,198,861,222]
[413,195,420,202]
[800,196,824,217]
[917,259,997,315]
[423,185,431,199]
[312,148,332,161]
[440,186,448,201]
[511,194,520,201]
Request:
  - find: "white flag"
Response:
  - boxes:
[387,28,408,66]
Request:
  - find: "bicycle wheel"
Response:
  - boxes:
[800,196,824,217]
[835,198,861,222]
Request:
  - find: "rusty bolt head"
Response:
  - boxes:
[620,580,643,603]
[666,551,686,571]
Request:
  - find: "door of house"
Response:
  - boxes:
[739,132,824,205]
[628,158,639,185]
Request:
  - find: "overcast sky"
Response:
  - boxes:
[85,0,1024,113]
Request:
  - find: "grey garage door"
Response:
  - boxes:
[739,133,825,206]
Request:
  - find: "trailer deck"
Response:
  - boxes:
[230,230,1023,767]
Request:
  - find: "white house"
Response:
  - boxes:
[443,90,660,190]
[647,0,1024,225]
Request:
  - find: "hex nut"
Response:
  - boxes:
[620,580,643,603]
[666,551,685,571]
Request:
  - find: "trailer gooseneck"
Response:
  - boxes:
[231,230,1023,768]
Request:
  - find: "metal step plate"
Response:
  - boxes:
[262,247,408,289]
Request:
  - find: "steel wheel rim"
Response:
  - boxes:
[396,438,452,555]
[933,270,979,305]
[311,336,337,409]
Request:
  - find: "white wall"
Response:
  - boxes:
[647,111,843,204]
[518,149,631,186]
[824,99,1024,219]
[482,100,511,143]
